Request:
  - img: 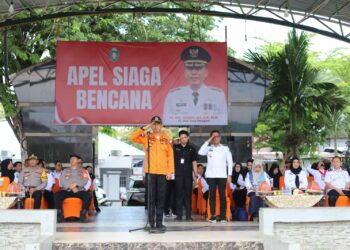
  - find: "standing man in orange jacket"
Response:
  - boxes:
[130,116,174,233]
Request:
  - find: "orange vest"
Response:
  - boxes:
[130,128,174,175]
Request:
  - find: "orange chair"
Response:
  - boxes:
[325,195,350,207]
[89,184,95,213]
[62,197,87,219]
[246,196,252,221]
[207,187,231,221]
[0,177,11,192]
[197,178,207,215]
[279,176,285,190]
[24,196,48,209]
[192,191,198,214]
[52,178,60,193]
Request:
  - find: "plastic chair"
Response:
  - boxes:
[24,196,48,209]
[89,184,95,213]
[192,191,198,214]
[279,176,285,190]
[0,177,11,192]
[62,197,86,219]
[207,187,231,221]
[246,196,251,221]
[52,178,60,193]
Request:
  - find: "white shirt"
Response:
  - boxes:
[284,169,308,190]
[230,174,246,190]
[45,172,55,191]
[13,172,20,183]
[306,166,326,190]
[163,84,228,126]
[325,168,350,190]
[244,172,270,193]
[52,170,62,179]
[198,141,233,178]
[200,177,209,193]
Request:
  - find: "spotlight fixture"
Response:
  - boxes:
[284,8,289,18]
[9,2,14,14]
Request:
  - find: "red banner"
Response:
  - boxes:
[55,41,228,125]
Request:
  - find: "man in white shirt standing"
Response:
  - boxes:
[199,130,233,223]
[325,156,350,207]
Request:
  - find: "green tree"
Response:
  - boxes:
[246,29,346,156]
[0,4,219,144]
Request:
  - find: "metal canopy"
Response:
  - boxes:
[0,0,350,43]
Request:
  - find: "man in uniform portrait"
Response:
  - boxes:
[163,46,227,125]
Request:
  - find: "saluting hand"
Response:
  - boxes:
[143,123,153,131]
[207,134,216,144]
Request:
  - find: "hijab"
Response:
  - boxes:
[290,157,302,188]
[268,162,282,188]
[232,162,243,187]
[1,159,14,182]
[252,161,266,186]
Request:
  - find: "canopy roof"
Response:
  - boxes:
[0,0,349,42]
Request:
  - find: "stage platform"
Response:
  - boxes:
[53,207,263,250]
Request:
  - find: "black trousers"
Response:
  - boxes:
[54,190,92,211]
[175,174,193,218]
[233,188,247,208]
[43,190,55,209]
[164,179,176,215]
[207,178,227,220]
[328,189,350,206]
[148,174,167,226]
[26,190,42,209]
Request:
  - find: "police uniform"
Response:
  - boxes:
[163,46,228,126]
[54,154,92,222]
[173,142,198,220]
[129,116,174,232]
[18,154,48,209]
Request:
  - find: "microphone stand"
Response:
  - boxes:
[129,130,152,233]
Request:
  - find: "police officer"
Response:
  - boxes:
[163,46,227,125]
[174,130,198,221]
[130,116,174,233]
[54,154,92,223]
[18,154,48,209]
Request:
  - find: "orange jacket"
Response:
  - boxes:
[130,128,174,175]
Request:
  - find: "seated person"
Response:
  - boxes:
[307,160,327,191]
[54,154,92,223]
[243,159,253,183]
[193,164,209,200]
[268,162,282,190]
[1,158,14,182]
[284,156,308,191]
[43,169,55,209]
[325,156,350,207]
[13,161,22,183]
[245,160,270,220]
[230,162,247,208]
[53,160,63,179]
[18,154,47,209]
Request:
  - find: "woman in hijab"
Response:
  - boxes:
[230,162,247,208]
[1,158,15,182]
[268,162,282,189]
[306,160,327,191]
[245,160,270,220]
[284,156,308,191]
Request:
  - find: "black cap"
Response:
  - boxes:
[150,116,162,124]
[69,154,82,160]
[181,46,211,65]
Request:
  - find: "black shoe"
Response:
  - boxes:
[79,210,88,223]
[185,217,193,221]
[156,224,167,233]
[174,216,183,221]
[95,207,101,213]
[57,209,64,223]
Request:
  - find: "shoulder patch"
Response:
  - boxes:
[209,86,224,93]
